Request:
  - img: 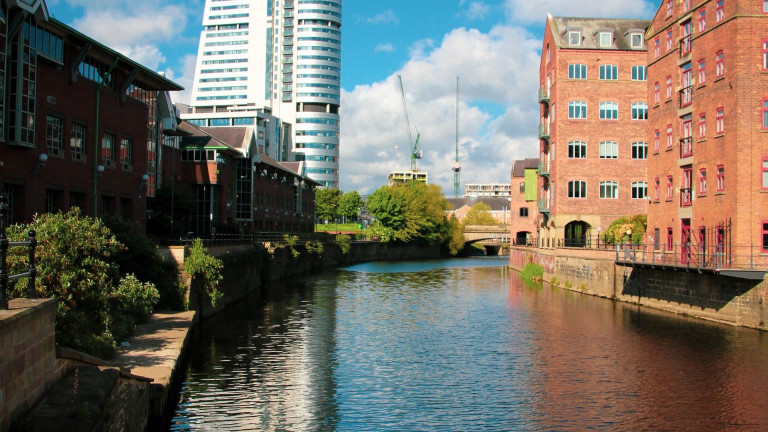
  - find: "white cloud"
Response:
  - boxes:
[365,10,399,25]
[375,43,396,53]
[504,0,655,23]
[71,5,188,47]
[340,25,541,195]
[169,54,199,105]
[459,1,491,20]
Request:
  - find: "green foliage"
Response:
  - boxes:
[462,202,497,226]
[602,214,647,245]
[565,280,573,289]
[305,241,324,255]
[550,276,560,288]
[6,209,159,358]
[147,178,193,239]
[366,182,450,245]
[336,234,351,254]
[579,282,588,292]
[183,239,224,308]
[520,263,544,281]
[446,217,465,256]
[315,223,363,233]
[338,191,363,220]
[316,188,343,222]
[282,234,300,258]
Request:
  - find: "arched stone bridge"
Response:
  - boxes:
[463,225,510,255]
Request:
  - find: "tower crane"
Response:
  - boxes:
[398,75,422,171]
[453,77,461,198]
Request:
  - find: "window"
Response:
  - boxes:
[654,82,660,104]
[632,182,647,199]
[568,101,587,119]
[681,20,692,54]
[568,180,587,198]
[716,107,724,134]
[520,207,529,217]
[546,44,550,63]
[120,137,132,166]
[667,227,674,250]
[699,113,707,138]
[599,141,618,159]
[632,102,648,120]
[599,32,613,48]
[568,141,587,158]
[698,59,706,85]
[763,41,768,70]
[551,103,555,123]
[654,38,660,57]
[101,132,115,164]
[46,116,63,157]
[632,142,648,159]
[600,181,618,199]
[698,9,706,32]
[716,51,724,77]
[683,0,691,12]
[763,221,768,252]
[666,30,673,51]
[599,101,618,119]
[631,65,646,81]
[666,76,672,99]
[654,129,660,152]
[70,123,86,161]
[717,165,725,191]
[699,168,707,195]
[682,167,693,204]
[568,63,587,79]
[716,0,724,22]
[667,176,674,200]
[599,64,618,80]
[666,124,673,149]
[763,99,768,129]
[519,182,525,193]
[764,0,768,13]
[568,31,581,47]
[654,177,661,201]
[763,158,768,190]
[667,0,674,16]
[630,33,643,49]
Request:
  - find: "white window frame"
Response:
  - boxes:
[630,33,643,49]
[568,180,587,198]
[631,102,648,120]
[600,181,618,199]
[632,181,648,199]
[568,31,581,47]
[568,101,587,119]
[599,102,618,120]
[599,64,618,80]
[599,32,613,48]
[568,63,587,80]
[599,141,619,159]
[631,142,648,159]
[568,141,587,159]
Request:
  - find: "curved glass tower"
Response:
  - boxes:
[189,0,341,188]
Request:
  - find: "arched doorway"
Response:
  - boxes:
[564,221,591,247]
[515,231,531,246]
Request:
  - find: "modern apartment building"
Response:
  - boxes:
[646,0,768,265]
[187,0,341,188]
[509,159,539,245]
[538,15,650,247]
[464,183,512,198]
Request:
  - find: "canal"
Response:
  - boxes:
[170,257,768,431]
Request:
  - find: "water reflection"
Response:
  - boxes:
[171,259,768,431]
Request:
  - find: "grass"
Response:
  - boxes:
[315,223,364,233]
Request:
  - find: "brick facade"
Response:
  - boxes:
[539,16,650,246]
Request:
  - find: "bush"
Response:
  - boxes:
[305,241,324,255]
[602,215,647,245]
[336,234,351,254]
[520,263,544,281]
[183,239,223,308]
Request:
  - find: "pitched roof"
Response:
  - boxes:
[512,158,540,177]
[446,197,511,211]
[177,121,241,154]
[548,15,651,51]
[201,127,253,150]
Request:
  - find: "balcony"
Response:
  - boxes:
[538,198,550,214]
[538,87,549,105]
[680,136,692,158]
[538,123,550,141]
[679,35,692,56]
[538,161,550,178]
[680,187,693,207]
[284,1,294,8]
[679,86,692,108]
[284,11,294,18]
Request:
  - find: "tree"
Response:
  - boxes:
[316,188,342,223]
[338,191,363,222]
[367,182,451,245]
[462,202,497,226]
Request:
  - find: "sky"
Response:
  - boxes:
[46,0,657,195]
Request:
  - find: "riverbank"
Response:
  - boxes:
[509,246,767,330]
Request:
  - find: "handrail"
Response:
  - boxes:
[0,194,39,310]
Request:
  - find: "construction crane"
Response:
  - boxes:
[453,77,461,198]
[398,75,422,171]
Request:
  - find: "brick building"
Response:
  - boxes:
[509,158,539,245]
[646,0,768,265]
[538,16,650,247]
[445,197,512,226]
[0,0,182,229]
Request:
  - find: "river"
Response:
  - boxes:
[169,257,768,431]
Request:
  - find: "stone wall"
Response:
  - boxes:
[509,246,768,330]
[0,299,58,432]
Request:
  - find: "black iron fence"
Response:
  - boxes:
[0,194,39,310]
[165,231,369,247]
[616,243,765,270]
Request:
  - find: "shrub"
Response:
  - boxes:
[520,263,544,281]
[565,280,573,289]
[183,239,224,308]
[305,241,324,256]
[550,276,560,288]
[336,234,351,254]
[282,234,300,258]
[602,215,647,245]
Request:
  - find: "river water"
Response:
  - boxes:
[169,257,768,431]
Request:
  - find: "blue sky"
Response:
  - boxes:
[46,0,656,194]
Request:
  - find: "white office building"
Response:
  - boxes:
[186,0,341,188]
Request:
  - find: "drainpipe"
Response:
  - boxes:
[92,57,120,218]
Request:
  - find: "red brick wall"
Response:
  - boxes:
[509,175,537,239]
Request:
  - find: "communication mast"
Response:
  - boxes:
[453,77,461,198]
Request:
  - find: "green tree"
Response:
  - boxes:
[316,188,342,223]
[602,214,647,245]
[366,182,451,245]
[338,191,363,222]
[462,202,497,226]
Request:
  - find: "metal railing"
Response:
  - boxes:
[680,136,693,158]
[538,87,549,104]
[537,199,550,213]
[167,231,374,248]
[616,243,765,270]
[679,85,692,108]
[0,194,38,310]
[679,35,692,55]
[538,161,550,176]
[538,123,550,140]
[680,187,693,207]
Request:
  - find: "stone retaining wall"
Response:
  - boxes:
[510,246,768,330]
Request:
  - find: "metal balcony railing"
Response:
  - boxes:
[680,187,693,207]
[538,161,550,177]
[538,198,550,213]
[679,35,692,55]
[538,87,550,105]
[680,136,693,158]
[679,85,692,108]
[538,123,550,140]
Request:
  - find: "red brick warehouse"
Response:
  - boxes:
[646,0,768,266]
[538,15,650,247]
[0,1,182,230]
